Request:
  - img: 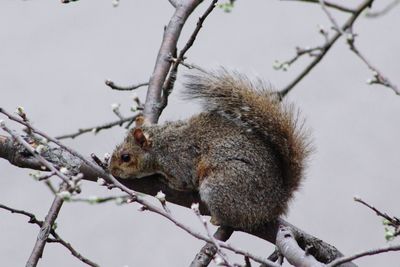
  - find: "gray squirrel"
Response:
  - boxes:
[109,69,311,230]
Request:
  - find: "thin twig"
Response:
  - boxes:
[318,0,399,95]
[105,80,148,91]
[273,46,324,71]
[273,23,330,72]
[70,195,129,205]
[327,244,400,267]
[55,115,139,140]
[46,237,99,267]
[61,0,79,3]
[44,180,58,194]
[279,0,374,97]
[347,36,399,95]
[281,0,355,13]
[0,203,43,225]
[366,0,400,17]
[169,57,207,73]
[38,171,56,181]
[0,203,99,267]
[354,197,400,226]
[318,0,344,34]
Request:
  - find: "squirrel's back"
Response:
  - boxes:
[184,69,311,201]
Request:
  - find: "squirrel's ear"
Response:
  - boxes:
[132,128,147,148]
[135,115,145,127]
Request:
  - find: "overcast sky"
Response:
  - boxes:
[1,1,399,266]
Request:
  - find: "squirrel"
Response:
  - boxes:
[109,69,311,230]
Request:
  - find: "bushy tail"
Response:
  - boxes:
[183,69,311,195]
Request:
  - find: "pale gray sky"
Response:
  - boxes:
[0,1,399,266]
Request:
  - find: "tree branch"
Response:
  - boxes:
[279,0,374,97]
[105,80,149,91]
[276,226,323,267]
[26,185,66,267]
[161,0,218,112]
[189,225,234,267]
[366,0,400,18]
[0,131,355,266]
[354,197,400,239]
[251,219,356,267]
[327,244,400,267]
[0,203,99,267]
[318,0,399,95]
[281,0,355,13]
[143,0,202,124]
[55,114,139,140]
[1,122,71,185]
[354,197,400,226]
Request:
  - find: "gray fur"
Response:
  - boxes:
[110,70,311,230]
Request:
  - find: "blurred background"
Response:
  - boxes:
[0,0,399,266]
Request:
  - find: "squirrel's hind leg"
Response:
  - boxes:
[198,164,256,229]
[199,178,227,227]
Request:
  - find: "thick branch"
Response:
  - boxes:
[161,0,218,112]
[250,219,356,267]
[276,226,323,267]
[143,0,202,124]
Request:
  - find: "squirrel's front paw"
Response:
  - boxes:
[210,216,221,226]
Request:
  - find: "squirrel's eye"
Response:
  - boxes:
[121,153,131,163]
